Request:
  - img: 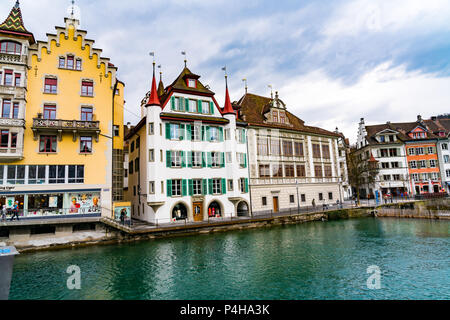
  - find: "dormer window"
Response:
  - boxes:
[272,110,278,122]
[0,41,21,55]
[279,112,286,124]
[187,79,196,88]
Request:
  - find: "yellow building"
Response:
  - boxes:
[0,3,125,219]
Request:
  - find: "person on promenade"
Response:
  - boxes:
[10,201,20,221]
[312,199,316,209]
[1,204,6,222]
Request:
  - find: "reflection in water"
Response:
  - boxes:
[9,218,450,300]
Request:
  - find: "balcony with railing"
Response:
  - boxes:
[0,146,23,161]
[0,85,27,99]
[0,117,25,128]
[251,176,339,185]
[31,117,100,141]
[0,53,27,64]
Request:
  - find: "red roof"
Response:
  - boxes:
[146,67,160,107]
[222,80,235,115]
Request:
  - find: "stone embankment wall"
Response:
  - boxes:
[375,198,450,220]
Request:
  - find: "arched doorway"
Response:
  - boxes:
[237,201,249,217]
[172,203,188,221]
[208,201,222,218]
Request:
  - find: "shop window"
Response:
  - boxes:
[43,105,56,119]
[44,78,57,94]
[81,81,94,96]
[39,135,57,153]
[49,165,65,184]
[28,165,46,184]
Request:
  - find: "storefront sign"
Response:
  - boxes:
[0,186,15,191]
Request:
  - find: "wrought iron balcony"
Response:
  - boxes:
[31,118,100,142]
[0,147,24,161]
[0,117,25,128]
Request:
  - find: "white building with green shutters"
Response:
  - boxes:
[125,65,250,223]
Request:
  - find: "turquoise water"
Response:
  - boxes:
[9,218,450,300]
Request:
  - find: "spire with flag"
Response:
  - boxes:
[222,66,235,116]
[146,52,160,107]
[0,0,35,43]
[157,64,165,97]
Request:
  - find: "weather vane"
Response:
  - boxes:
[242,78,248,94]
[268,85,273,99]
[181,51,187,67]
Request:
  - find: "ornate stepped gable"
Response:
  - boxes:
[0,1,34,42]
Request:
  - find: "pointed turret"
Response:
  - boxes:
[0,1,34,43]
[146,62,161,107]
[222,76,236,116]
[157,71,165,97]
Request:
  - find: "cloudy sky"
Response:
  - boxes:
[5,0,450,143]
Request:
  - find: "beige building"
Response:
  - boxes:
[237,92,343,214]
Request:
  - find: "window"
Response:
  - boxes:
[391,162,399,168]
[296,164,306,177]
[4,70,13,86]
[14,73,21,87]
[188,79,196,88]
[114,125,120,137]
[383,175,391,181]
[136,137,140,149]
[148,123,154,135]
[43,105,56,119]
[324,165,332,177]
[239,178,247,193]
[272,164,283,177]
[444,155,449,164]
[294,142,304,157]
[0,130,9,148]
[193,179,202,195]
[10,133,17,148]
[257,137,268,156]
[228,179,234,191]
[28,165,46,184]
[225,129,231,140]
[68,165,84,183]
[39,135,57,153]
[415,148,424,155]
[76,59,82,71]
[212,178,222,194]
[149,181,155,194]
[192,151,202,167]
[59,57,66,68]
[191,125,201,141]
[280,112,286,124]
[301,194,306,202]
[171,151,182,167]
[43,78,58,94]
[80,136,92,154]
[412,173,419,182]
[173,97,183,111]
[409,161,417,169]
[381,162,389,169]
[211,152,221,168]
[283,140,293,156]
[49,165,65,184]
[67,56,74,69]
[12,103,19,119]
[80,107,93,121]
[314,165,323,177]
[290,195,295,203]
[7,165,25,185]
[209,127,219,142]
[262,197,267,206]
[202,101,210,114]
[285,164,295,177]
[149,149,155,162]
[135,158,140,172]
[312,144,321,158]
[418,160,426,168]
[226,152,232,163]
[328,192,333,200]
[272,110,278,122]
[389,148,398,157]
[188,99,197,113]
[237,153,247,168]
[1,100,11,118]
[129,161,133,174]
[429,160,437,168]
[259,164,270,178]
[270,138,280,155]
[393,174,401,181]
[130,141,135,153]
[237,129,246,144]
[81,81,94,96]
[319,193,323,201]
[169,123,184,140]
[446,169,450,178]
[442,143,448,150]
[0,41,21,54]
[408,148,415,156]
[322,145,330,159]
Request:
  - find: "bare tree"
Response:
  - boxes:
[347,148,379,205]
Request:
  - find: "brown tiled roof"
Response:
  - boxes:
[166,67,214,95]
[237,93,340,138]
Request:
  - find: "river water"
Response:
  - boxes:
[9,218,450,300]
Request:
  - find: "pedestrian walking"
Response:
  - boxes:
[1,204,6,222]
[10,201,20,221]
[312,199,316,209]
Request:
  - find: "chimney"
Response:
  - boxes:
[417,115,422,122]
[360,118,365,124]
[431,116,437,121]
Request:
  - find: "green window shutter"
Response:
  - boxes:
[171,97,175,110]
[202,179,207,195]
[221,152,225,168]
[208,179,213,195]
[244,154,247,168]
[219,127,224,142]
[166,151,171,168]
[198,100,202,113]
[206,126,211,141]
[243,129,247,144]
[179,124,185,140]
[186,124,192,140]
[210,101,214,114]
[181,151,186,168]
[166,123,171,139]
[167,180,172,197]
[188,179,194,196]
[207,152,212,168]
[185,98,189,112]
[182,180,187,196]
[201,126,206,141]
[221,178,226,194]
[202,152,206,168]
[245,178,249,193]
[188,151,192,168]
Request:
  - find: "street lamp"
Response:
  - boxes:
[296,180,300,214]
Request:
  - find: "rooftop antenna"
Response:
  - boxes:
[268,85,273,99]
[242,78,248,94]
[181,51,187,68]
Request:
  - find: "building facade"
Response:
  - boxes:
[237,92,343,214]
[335,128,352,200]
[0,4,125,218]
[356,116,446,197]
[125,65,250,223]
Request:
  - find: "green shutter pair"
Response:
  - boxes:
[166,151,171,167]
[201,126,206,141]
[206,126,211,141]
